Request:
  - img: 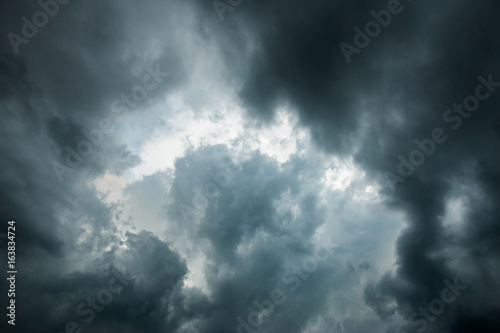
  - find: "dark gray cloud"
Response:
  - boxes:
[189,0,500,332]
[1,0,500,332]
[0,1,189,331]
[4,231,188,333]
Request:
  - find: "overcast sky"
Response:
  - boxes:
[1,1,500,332]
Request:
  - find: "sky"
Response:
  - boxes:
[0,0,499,332]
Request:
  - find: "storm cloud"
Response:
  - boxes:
[1,0,499,332]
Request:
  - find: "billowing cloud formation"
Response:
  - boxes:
[189,1,500,332]
[1,0,500,332]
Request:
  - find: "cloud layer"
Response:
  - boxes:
[1,0,499,332]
